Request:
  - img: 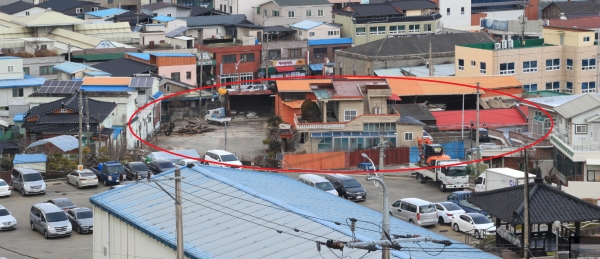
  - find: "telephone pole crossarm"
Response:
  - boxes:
[321,236,452,251]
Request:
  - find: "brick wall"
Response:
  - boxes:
[197,44,262,76]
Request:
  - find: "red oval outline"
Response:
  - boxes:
[129,75,554,174]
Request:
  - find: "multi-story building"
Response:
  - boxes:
[0,56,45,118]
[253,0,333,27]
[455,26,598,95]
[125,52,197,87]
[141,2,192,18]
[333,1,441,46]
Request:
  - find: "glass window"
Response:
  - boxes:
[499,62,514,74]
[355,27,366,35]
[317,138,332,150]
[288,11,295,18]
[241,53,255,62]
[523,61,537,73]
[408,24,420,33]
[306,10,312,17]
[171,72,180,81]
[523,84,537,91]
[268,50,281,59]
[186,71,191,79]
[545,58,560,70]
[318,9,324,17]
[587,171,600,182]
[446,7,450,15]
[566,59,573,70]
[389,25,405,34]
[480,62,486,74]
[582,82,596,93]
[12,88,24,97]
[424,24,432,32]
[344,110,357,121]
[566,82,573,93]
[272,10,279,16]
[369,26,385,35]
[23,67,29,75]
[582,58,596,70]
[222,54,236,63]
[545,81,560,92]
[458,59,464,70]
[40,66,56,75]
[404,132,413,141]
[309,32,315,37]
[584,36,590,42]
[575,124,587,134]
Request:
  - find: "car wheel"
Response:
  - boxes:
[31,222,35,231]
[438,182,446,192]
[44,230,49,239]
[474,230,481,239]
[344,194,349,200]
[409,219,415,224]
[77,226,82,234]
[76,182,80,189]
[453,224,460,232]
[417,174,426,184]
[438,216,445,224]
[21,188,25,196]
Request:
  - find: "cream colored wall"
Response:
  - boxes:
[344,115,398,131]
[397,124,423,147]
[337,100,364,121]
[141,33,165,45]
[543,29,596,47]
[368,97,388,114]
[308,25,340,39]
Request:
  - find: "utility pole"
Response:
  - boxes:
[67,43,72,62]
[523,147,530,259]
[596,30,600,89]
[365,175,390,259]
[428,40,433,76]
[199,50,204,118]
[521,0,526,41]
[78,90,83,166]
[475,82,480,175]
[85,97,90,153]
[224,122,227,150]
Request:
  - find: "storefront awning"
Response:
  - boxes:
[275,66,296,72]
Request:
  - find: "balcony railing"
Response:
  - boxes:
[509,131,551,147]
[551,131,600,151]
[294,114,346,130]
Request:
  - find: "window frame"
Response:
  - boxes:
[545,81,560,92]
[369,26,385,35]
[241,53,255,62]
[565,82,573,93]
[461,7,465,14]
[7,65,14,72]
[480,62,486,74]
[287,10,295,18]
[582,81,596,93]
[446,7,450,15]
[424,24,432,32]
[306,10,312,17]
[582,58,596,70]
[186,71,191,80]
[523,84,538,92]
[309,31,315,37]
[318,9,324,17]
[288,49,301,58]
[522,60,538,73]
[12,88,24,97]
[23,67,29,75]
[40,66,56,75]
[458,59,464,70]
[575,124,587,134]
[355,27,366,36]
[76,8,83,13]
[470,60,476,66]
[389,25,405,34]
[170,72,180,81]
[404,132,413,141]
[222,54,236,64]
[583,36,590,42]
[343,109,357,121]
[499,62,515,75]
[545,58,560,71]
[408,24,420,33]
[567,58,573,70]
[272,10,279,17]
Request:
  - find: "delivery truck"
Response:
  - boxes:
[474,168,535,192]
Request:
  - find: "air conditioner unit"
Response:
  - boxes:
[501,40,508,49]
[494,43,502,50]
[508,40,514,49]
[516,128,522,133]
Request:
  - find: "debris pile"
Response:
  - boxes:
[176,118,216,134]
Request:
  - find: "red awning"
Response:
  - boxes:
[387,94,402,101]
[275,66,296,72]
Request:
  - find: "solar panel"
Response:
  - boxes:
[165,26,189,38]
[130,77,153,88]
[38,80,82,94]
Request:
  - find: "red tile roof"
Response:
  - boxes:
[431,107,527,130]
[547,17,600,29]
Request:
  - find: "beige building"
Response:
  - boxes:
[455,27,599,94]
[253,0,333,27]
[289,20,341,40]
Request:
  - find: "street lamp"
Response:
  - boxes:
[361,153,377,176]
[365,173,390,259]
[235,58,244,91]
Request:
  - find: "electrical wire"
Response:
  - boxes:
[0,245,39,259]
[415,241,446,256]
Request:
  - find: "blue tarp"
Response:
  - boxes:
[410,141,465,164]
[308,38,353,46]
[112,126,124,139]
[86,8,128,18]
[13,114,25,123]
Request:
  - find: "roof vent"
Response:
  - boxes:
[560,13,567,20]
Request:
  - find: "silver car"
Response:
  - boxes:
[66,207,93,234]
[30,203,72,239]
[389,198,438,227]
[11,167,46,196]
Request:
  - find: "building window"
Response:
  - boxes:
[583,36,590,42]
[239,72,253,85]
[328,30,339,36]
[523,84,537,92]
[522,61,537,73]
[545,58,560,71]
[404,132,413,141]
[565,82,573,93]
[458,59,464,70]
[344,110,357,121]
[588,170,600,182]
[289,49,301,58]
[318,9,324,17]
[480,62,486,74]
[309,32,315,37]
[25,11,30,15]
[108,0,113,3]
[171,72,180,81]
[499,62,515,75]
[91,7,98,11]
[153,12,158,16]
[582,58,596,70]
[470,60,476,66]
[12,88,23,97]
[23,67,29,75]
[575,124,587,134]
[222,54,236,63]
[545,81,560,92]
[408,25,420,33]
[461,7,465,14]
[446,8,450,15]
[7,65,14,72]
[241,53,255,62]
[369,26,385,35]
[268,49,281,59]
[288,11,295,18]
[355,27,366,36]
[582,81,596,93]
[263,9,267,15]
[424,24,432,32]
[186,72,191,80]
[363,123,396,131]
[272,10,279,16]
[306,10,312,17]
[76,8,83,13]
[567,59,573,70]
[40,66,56,75]
[167,13,172,17]
[389,25,405,34]
[313,48,327,58]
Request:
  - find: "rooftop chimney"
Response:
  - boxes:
[560,13,567,20]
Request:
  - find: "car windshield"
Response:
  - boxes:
[0,209,9,216]
[439,202,462,211]
[132,164,148,171]
[159,162,174,169]
[419,204,436,213]
[57,200,75,208]
[342,179,361,188]
[46,212,68,222]
[23,173,42,182]
[0,180,6,186]
[220,154,239,162]
[106,165,124,173]
[472,215,492,224]
[81,172,95,177]
[447,166,468,177]
[77,211,93,219]
[315,182,334,191]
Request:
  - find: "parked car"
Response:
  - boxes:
[470,128,490,142]
[357,162,378,171]
[45,198,76,213]
[241,84,268,92]
[90,162,124,186]
[30,203,72,239]
[204,150,242,167]
[66,170,98,189]
[176,159,202,167]
[389,198,437,227]
[435,202,466,224]
[148,159,176,174]
[0,179,11,197]
[124,162,151,180]
[0,205,17,230]
[324,174,367,201]
[11,167,46,196]
[66,207,93,234]
[298,174,338,195]
[451,213,496,239]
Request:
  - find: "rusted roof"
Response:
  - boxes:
[282,100,304,109]
[82,77,131,86]
[386,76,522,96]
[275,79,331,92]
[547,17,600,29]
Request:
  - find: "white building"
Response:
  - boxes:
[0,56,45,119]
[437,0,471,29]
[289,20,341,40]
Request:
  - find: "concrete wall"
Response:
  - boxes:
[158,64,197,86]
[297,24,340,39]
[215,0,267,22]
[561,181,600,200]
[482,10,525,20]
[0,58,23,80]
[334,53,455,76]
[150,6,191,18]
[141,33,165,45]
[337,100,363,120]
[0,87,35,109]
[438,0,470,29]
[253,2,333,27]
[10,6,46,16]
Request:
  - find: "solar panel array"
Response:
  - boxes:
[130,77,154,88]
[165,26,189,38]
[37,80,83,94]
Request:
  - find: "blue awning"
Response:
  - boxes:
[80,86,135,92]
[309,63,334,71]
[112,126,124,139]
[311,131,396,138]
[153,91,164,99]
[308,38,353,46]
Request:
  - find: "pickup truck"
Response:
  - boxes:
[446,190,488,216]
[205,108,231,125]
[90,161,124,186]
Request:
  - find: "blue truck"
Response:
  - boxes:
[446,190,488,216]
[90,161,125,186]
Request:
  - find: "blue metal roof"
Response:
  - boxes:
[86,8,128,18]
[90,166,498,259]
[53,62,97,74]
[126,52,150,61]
[150,53,195,57]
[0,76,45,89]
[153,91,164,99]
[27,135,79,152]
[309,62,334,71]
[80,86,135,92]
[0,56,21,60]
[84,71,112,76]
[112,126,123,139]
[311,131,397,138]
[308,37,353,46]
[13,154,47,164]
[289,20,324,30]
[152,15,176,22]
[13,113,25,123]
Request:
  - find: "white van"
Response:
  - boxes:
[298,174,338,195]
[389,198,438,227]
[204,150,242,167]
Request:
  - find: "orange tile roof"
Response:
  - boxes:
[386,76,522,96]
[282,100,304,109]
[82,77,132,86]
[276,79,332,92]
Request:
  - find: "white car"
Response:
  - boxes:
[204,150,243,167]
[451,213,496,239]
[176,159,202,167]
[435,202,465,224]
[0,179,11,197]
[0,205,17,230]
[241,84,268,92]
[66,170,98,189]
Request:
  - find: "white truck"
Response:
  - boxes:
[474,168,535,192]
[414,159,469,192]
[205,107,231,125]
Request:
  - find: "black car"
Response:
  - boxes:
[470,128,490,142]
[45,198,76,212]
[124,162,151,180]
[324,174,367,201]
[147,160,175,175]
[66,207,93,234]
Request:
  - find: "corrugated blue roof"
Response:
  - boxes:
[84,71,112,76]
[149,53,195,57]
[126,52,150,61]
[308,37,353,46]
[153,91,164,99]
[112,126,124,139]
[80,86,135,92]
[290,20,324,30]
[90,166,499,259]
[309,62,334,71]
[27,135,79,152]
[0,76,45,89]
[86,8,128,17]
[13,154,47,164]
[0,56,21,60]
[152,15,176,22]
[13,113,25,123]
[53,62,97,74]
